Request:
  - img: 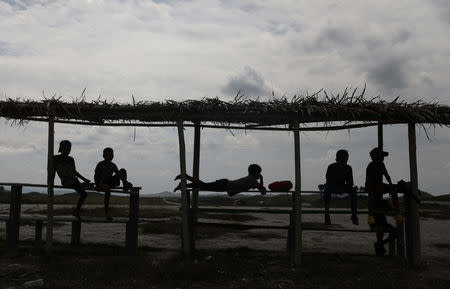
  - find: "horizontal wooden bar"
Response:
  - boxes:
[0,216,167,223]
[0,183,141,194]
[194,221,372,233]
[24,117,384,132]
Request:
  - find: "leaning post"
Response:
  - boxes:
[191,121,201,251]
[7,185,23,255]
[46,114,55,254]
[377,122,383,150]
[292,121,302,265]
[177,120,191,258]
[406,123,421,266]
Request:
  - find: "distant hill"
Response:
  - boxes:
[149,191,180,198]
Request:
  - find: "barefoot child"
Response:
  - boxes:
[174,164,267,196]
[323,149,359,225]
[94,147,133,220]
[53,140,91,220]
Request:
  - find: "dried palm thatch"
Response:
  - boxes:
[0,89,449,128]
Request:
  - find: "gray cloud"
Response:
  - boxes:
[430,0,450,25]
[367,56,410,90]
[306,27,353,52]
[221,66,271,97]
[392,30,411,44]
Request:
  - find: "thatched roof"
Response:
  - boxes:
[1,90,449,129]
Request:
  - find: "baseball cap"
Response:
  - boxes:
[369,147,388,157]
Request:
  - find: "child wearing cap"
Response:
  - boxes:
[365,147,403,224]
[173,164,267,196]
[53,140,91,220]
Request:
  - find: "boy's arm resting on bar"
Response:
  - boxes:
[75,171,90,183]
[258,175,267,193]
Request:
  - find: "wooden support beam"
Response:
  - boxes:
[7,185,22,256]
[378,123,383,150]
[292,121,302,265]
[406,123,421,266]
[126,192,139,255]
[177,120,191,258]
[396,220,405,257]
[191,122,201,251]
[46,115,55,253]
[35,220,43,247]
[71,221,81,245]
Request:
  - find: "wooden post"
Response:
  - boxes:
[7,185,22,255]
[71,221,81,245]
[35,220,43,247]
[292,121,302,265]
[191,122,201,251]
[377,123,383,150]
[126,190,139,255]
[396,220,405,257]
[406,123,421,266]
[177,120,191,258]
[389,237,395,256]
[46,115,55,253]
[287,212,294,258]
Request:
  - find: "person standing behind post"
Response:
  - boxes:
[53,140,91,220]
[323,149,359,225]
[365,147,403,225]
[94,147,133,221]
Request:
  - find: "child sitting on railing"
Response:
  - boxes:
[95,147,133,221]
[53,140,91,220]
[173,164,267,196]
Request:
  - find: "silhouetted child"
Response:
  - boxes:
[370,199,397,256]
[365,147,403,225]
[53,140,91,220]
[95,147,133,220]
[173,164,267,196]
[323,149,358,225]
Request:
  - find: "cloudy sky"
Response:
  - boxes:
[0,0,449,196]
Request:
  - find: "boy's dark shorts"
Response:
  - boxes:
[100,175,121,188]
[61,178,86,195]
[199,179,229,191]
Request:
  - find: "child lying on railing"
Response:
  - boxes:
[174,164,267,196]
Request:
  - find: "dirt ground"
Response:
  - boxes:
[1,203,450,289]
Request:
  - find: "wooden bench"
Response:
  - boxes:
[0,182,141,256]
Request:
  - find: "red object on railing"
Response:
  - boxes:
[268,181,293,192]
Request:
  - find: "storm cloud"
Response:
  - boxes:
[221,66,271,97]
[367,56,410,91]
